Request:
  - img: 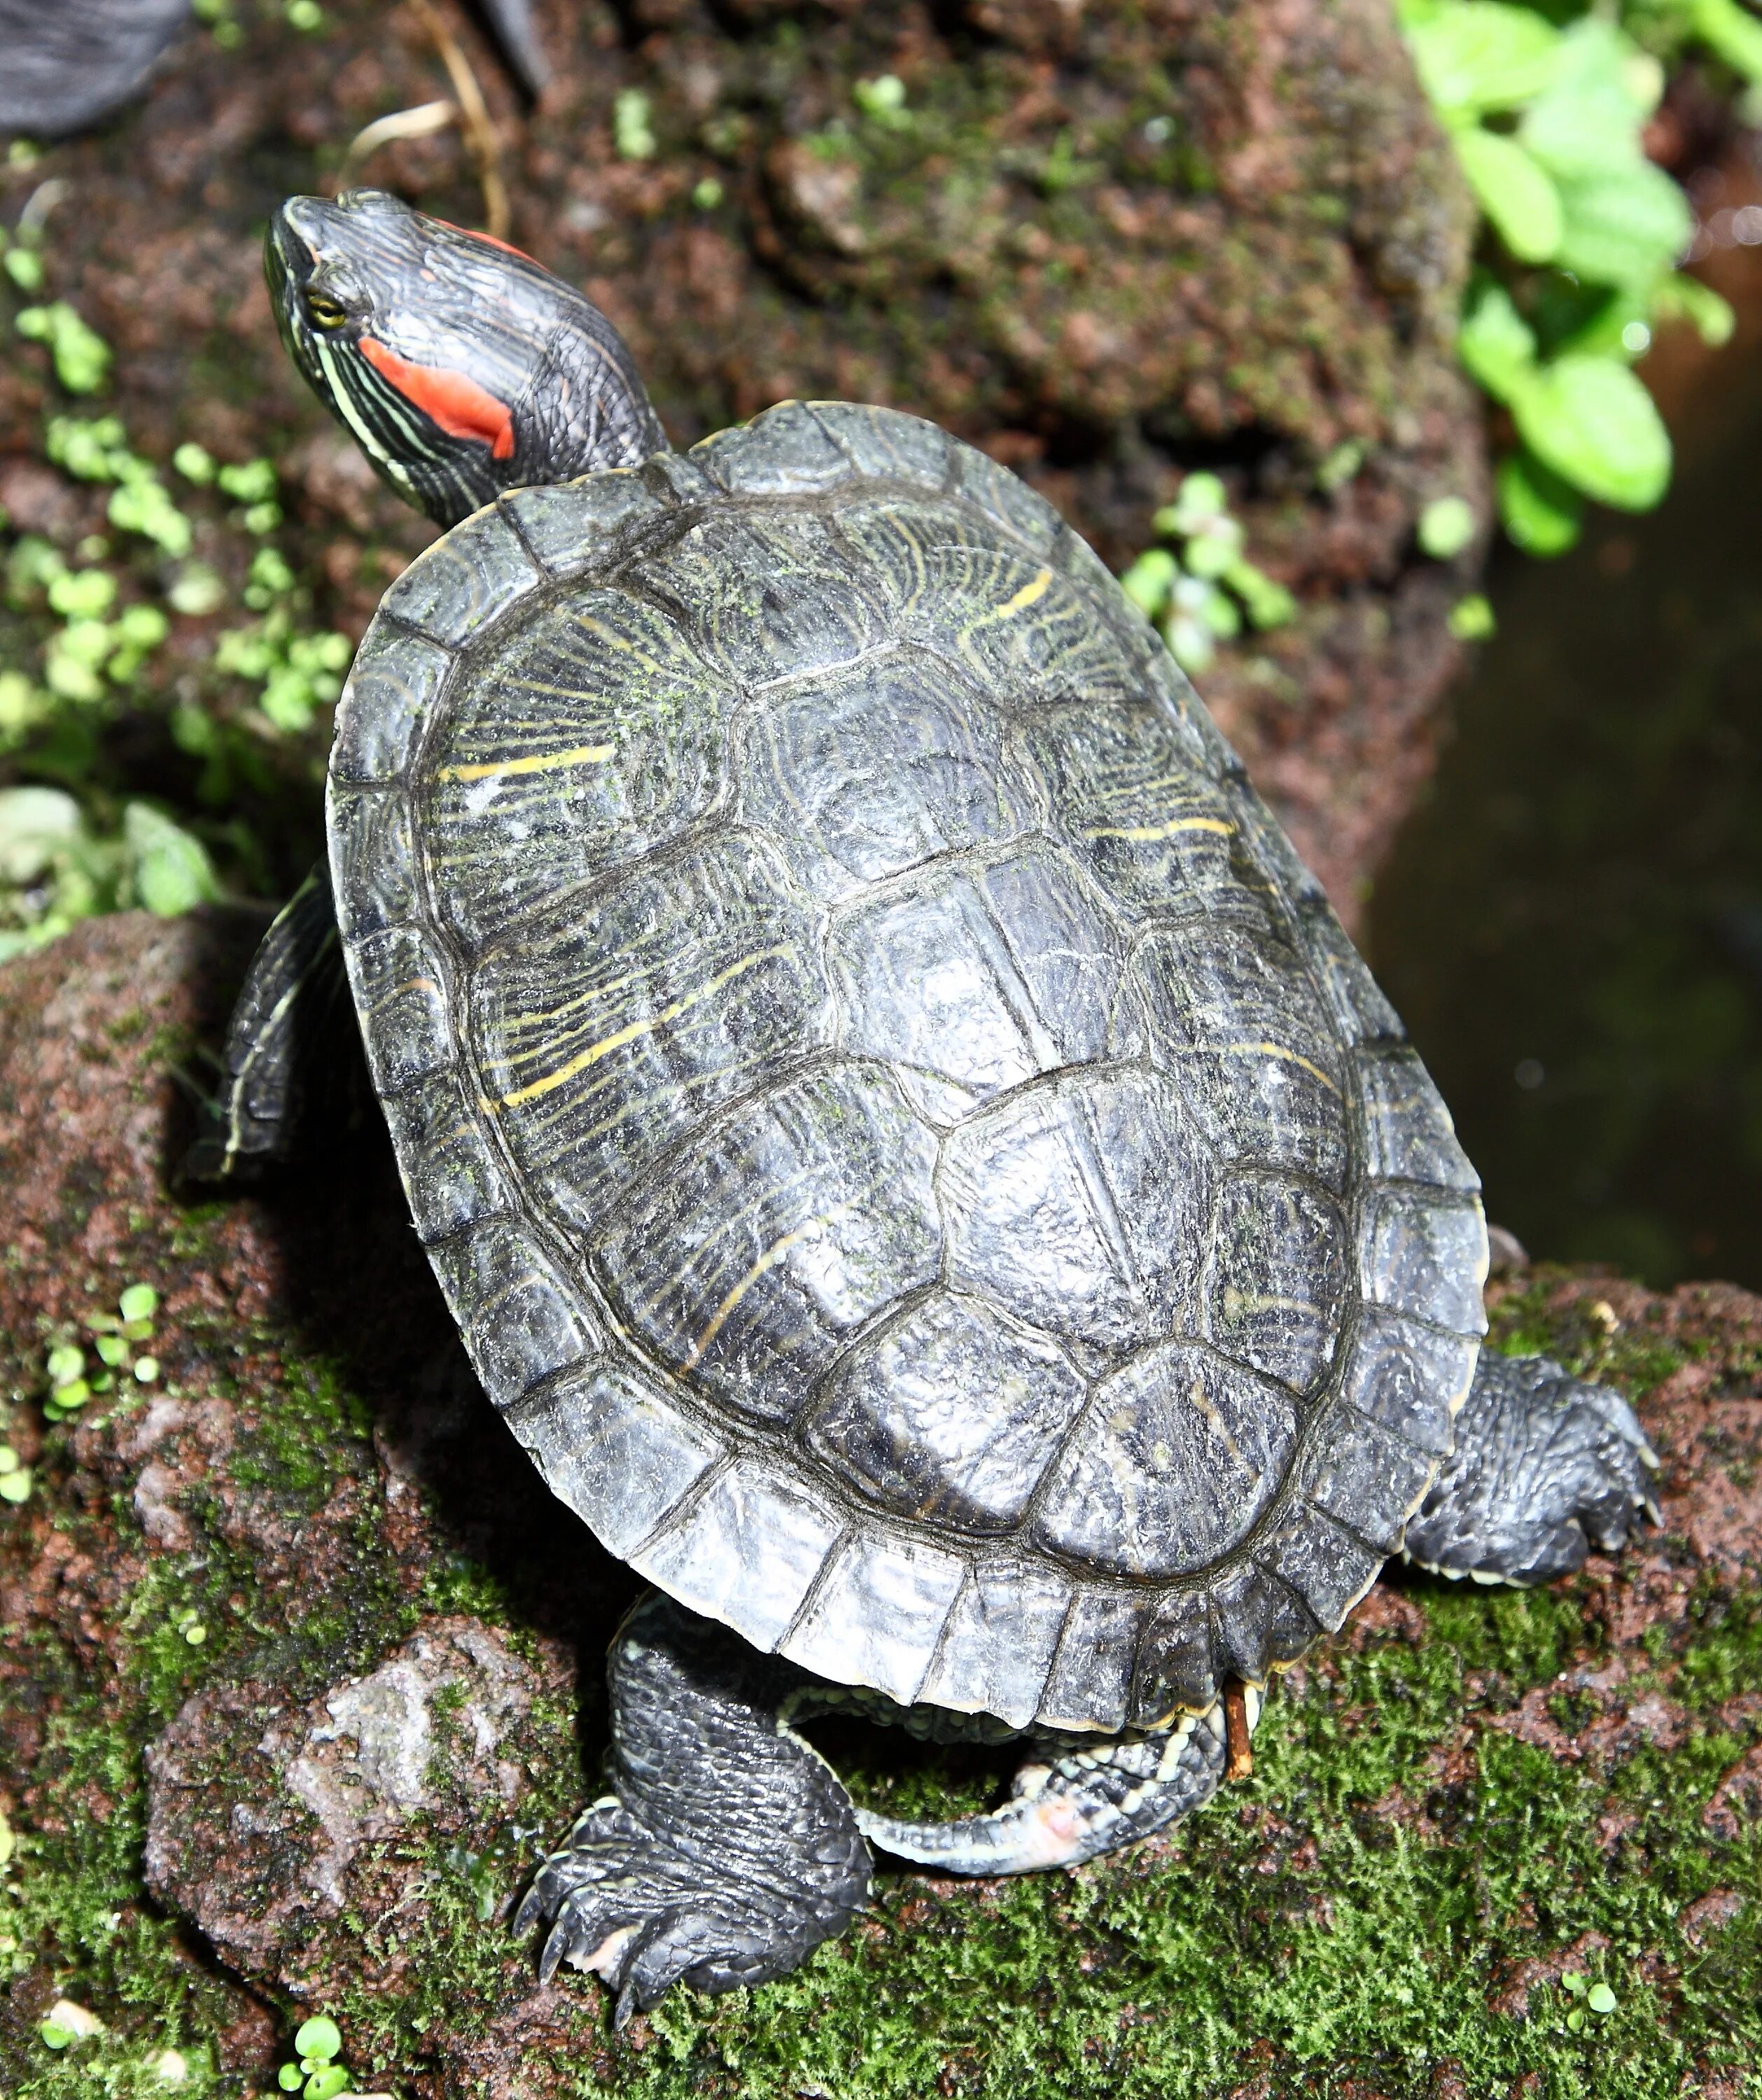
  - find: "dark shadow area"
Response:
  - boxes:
[168,918,639,1761]
[1369,344,1762,1291]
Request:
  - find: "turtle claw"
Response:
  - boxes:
[512,1596,870,2017]
[516,1812,791,2014]
[1404,1352,1662,1586]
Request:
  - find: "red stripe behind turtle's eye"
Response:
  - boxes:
[431,216,540,266]
[359,337,516,461]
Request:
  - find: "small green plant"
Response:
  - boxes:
[41,1284,162,1423]
[1558,1966,1621,2032]
[277,2013,361,2099]
[0,788,221,960]
[614,88,657,161]
[1119,472,1296,674]
[15,301,111,392]
[1402,1,1758,553]
[214,546,352,734]
[853,74,913,130]
[0,1439,30,1505]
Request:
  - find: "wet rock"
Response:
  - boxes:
[145,1616,558,1984]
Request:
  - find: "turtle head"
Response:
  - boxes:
[267,189,668,527]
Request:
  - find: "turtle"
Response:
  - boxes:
[193,187,1660,2023]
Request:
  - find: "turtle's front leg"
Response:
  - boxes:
[183,862,344,1181]
[1403,1350,1660,1586]
[515,1593,872,2024]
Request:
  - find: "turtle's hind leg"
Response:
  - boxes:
[1403,1350,1660,1586]
[857,1695,1241,1875]
[183,862,344,1181]
[516,1592,871,2024]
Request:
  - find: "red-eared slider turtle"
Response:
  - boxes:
[196,189,1658,2022]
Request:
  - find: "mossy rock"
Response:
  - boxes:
[0,913,1758,2094]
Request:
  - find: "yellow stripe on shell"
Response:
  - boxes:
[1218,1041,1343,1095]
[492,946,794,1109]
[438,742,615,783]
[683,1211,848,1371]
[1081,817,1235,843]
[962,564,1055,636]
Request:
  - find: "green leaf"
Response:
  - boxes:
[1497,449,1583,554]
[1224,560,1296,630]
[1457,281,1537,402]
[1508,354,1670,508]
[1119,547,1179,617]
[1518,21,1654,178]
[1652,271,1735,346]
[1553,161,1692,292]
[1405,3,1561,118]
[1455,127,1562,262]
[1448,592,1496,640]
[294,2017,343,2064]
[123,802,223,916]
[1418,495,1477,558]
[1693,0,1762,85]
[1586,1981,1618,2014]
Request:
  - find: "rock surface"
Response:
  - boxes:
[0,0,1483,921]
[1,909,1758,2090]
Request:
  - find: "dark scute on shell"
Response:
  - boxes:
[785,1530,970,1708]
[594,1063,943,1424]
[939,1068,1212,1352]
[636,1457,844,1653]
[1031,1344,1299,1579]
[916,1563,1072,1730]
[421,585,736,953]
[736,647,1040,904]
[1201,1173,1349,1394]
[1132,920,1348,1189]
[473,832,822,1232]
[504,1360,725,1559]
[639,507,882,685]
[830,845,1129,1125]
[1343,1311,1479,1457]
[428,1216,602,1410]
[801,1293,1089,1532]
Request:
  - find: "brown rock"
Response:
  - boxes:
[0,0,1485,920]
[145,1616,565,1991]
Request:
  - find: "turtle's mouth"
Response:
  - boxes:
[263,204,319,374]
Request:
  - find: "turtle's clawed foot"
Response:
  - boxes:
[516,1592,870,2020]
[517,1793,830,2023]
[1404,1351,1660,1587]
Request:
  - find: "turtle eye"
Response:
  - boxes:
[305,290,349,331]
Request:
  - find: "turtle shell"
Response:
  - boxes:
[326,400,1487,1734]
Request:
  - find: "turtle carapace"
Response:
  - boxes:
[194,188,1659,2024]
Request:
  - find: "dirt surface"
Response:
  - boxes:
[0,0,1485,921]
[1,912,1758,2095]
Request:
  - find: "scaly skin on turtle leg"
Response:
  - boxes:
[855,1698,1239,1876]
[515,1592,872,2024]
[1403,1351,1660,1586]
[183,862,344,1181]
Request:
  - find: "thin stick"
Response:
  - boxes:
[1223,1680,1253,1781]
[340,99,459,186]
[406,0,511,240]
